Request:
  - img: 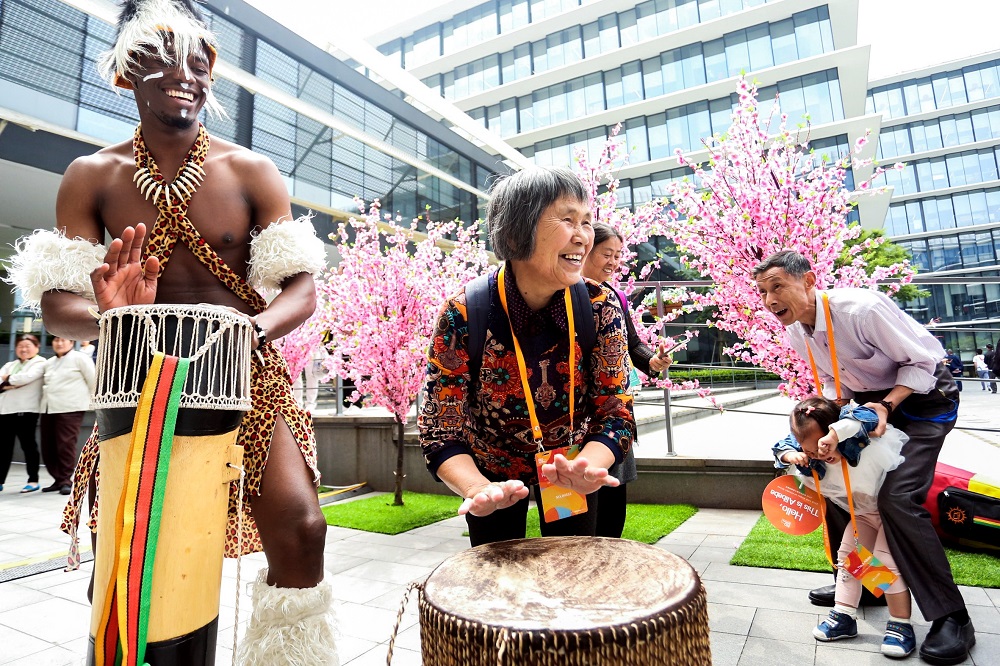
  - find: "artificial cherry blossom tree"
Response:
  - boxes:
[273,287,325,383]
[575,126,706,398]
[316,201,490,505]
[659,78,913,398]
[576,78,914,399]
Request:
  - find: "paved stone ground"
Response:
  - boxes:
[1,387,997,665]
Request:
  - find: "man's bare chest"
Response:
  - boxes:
[99,176,252,255]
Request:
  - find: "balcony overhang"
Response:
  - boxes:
[404,0,858,87]
[504,44,871,150]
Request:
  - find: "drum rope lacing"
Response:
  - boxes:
[386,581,422,665]
[92,305,253,411]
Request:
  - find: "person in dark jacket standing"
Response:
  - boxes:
[986,344,998,394]
[944,349,964,392]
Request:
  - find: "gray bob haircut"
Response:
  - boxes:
[752,250,813,278]
[487,166,588,261]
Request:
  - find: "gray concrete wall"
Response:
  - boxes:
[13,413,776,509]
[312,416,776,507]
[313,415,446,494]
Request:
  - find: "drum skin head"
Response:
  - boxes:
[422,536,701,631]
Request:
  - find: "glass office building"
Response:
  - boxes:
[870,53,1000,346]
[372,0,881,272]
[0,0,504,344]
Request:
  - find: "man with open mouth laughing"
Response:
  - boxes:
[754,250,974,666]
[4,0,337,663]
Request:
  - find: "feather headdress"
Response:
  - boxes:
[98,0,225,117]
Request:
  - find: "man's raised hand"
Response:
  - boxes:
[91,223,159,312]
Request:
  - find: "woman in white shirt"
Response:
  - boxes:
[0,335,46,492]
[40,337,96,494]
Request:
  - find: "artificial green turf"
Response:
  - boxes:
[332,492,698,542]
[731,514,1000,588]
[322,492,463,535]
[524,503,699,543]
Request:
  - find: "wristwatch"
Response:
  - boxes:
[878,399,895,416]
[253,322,268,348]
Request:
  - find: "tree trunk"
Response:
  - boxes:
[393,416,405,506]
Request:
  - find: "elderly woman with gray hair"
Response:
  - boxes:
[419,166,636,546]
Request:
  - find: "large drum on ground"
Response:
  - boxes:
[417,536,711,665]
[88,304,253,666]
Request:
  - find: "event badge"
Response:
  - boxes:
[761,476,823,535]
[842,544,897,597]
[535,445,589,523]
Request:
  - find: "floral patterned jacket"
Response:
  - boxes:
[418,267,636,486]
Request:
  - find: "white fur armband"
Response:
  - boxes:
[248,216,327,291]
[3,230,106,310]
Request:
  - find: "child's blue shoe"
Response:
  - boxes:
[882,621,916,658]
[813,610,858,641]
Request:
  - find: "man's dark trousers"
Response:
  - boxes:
[823,364,963,621]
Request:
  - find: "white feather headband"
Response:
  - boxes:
[3,230,106,311]
[99,0,226,118]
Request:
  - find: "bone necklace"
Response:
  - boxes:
[132,122,208,209]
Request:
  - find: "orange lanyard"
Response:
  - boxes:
[805,292,842,401]
[497,264,575,450]
[812,458,861,567]
[804,292,863,564]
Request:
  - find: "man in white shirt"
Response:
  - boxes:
[754,250,973,666]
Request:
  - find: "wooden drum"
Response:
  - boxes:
[417,537,712,665]
[88,304,253,666]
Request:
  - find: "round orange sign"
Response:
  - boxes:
[762,475,823,535]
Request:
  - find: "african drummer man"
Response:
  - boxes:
[5,0,336,662]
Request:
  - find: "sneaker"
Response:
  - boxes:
[813,610,858,641]
[20,483,40,493]
[882,621,916,658]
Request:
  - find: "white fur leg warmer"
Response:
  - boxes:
[237,569,339,666]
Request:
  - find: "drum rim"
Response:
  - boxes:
[420,537,704,632]
[100,303,253,327]
[93,302,254,412]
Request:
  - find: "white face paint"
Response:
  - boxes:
[142,71,164,82]
[180,82,190,90]
[180,109,188,118]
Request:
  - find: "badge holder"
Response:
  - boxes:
[813,461,898,597]
[535,445,588,523]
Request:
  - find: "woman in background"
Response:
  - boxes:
[0,334,46,492]
[583,223,672,537]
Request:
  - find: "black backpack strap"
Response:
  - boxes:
[469,275,594,379]
[571,280,597,357]
[465,272,492,383]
